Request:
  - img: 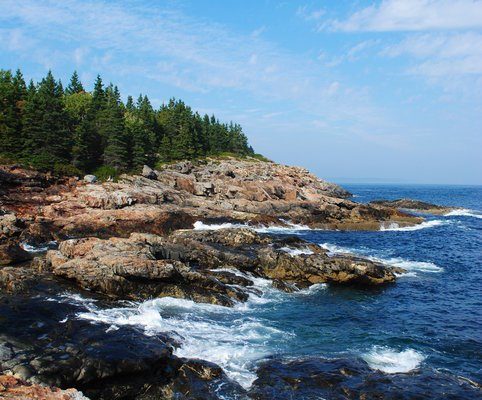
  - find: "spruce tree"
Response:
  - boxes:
[65,71,84,95]
[102,85,128,170]
[0,69,27,156]
[22,71,71,169]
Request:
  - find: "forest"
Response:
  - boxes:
[0,69,257,177]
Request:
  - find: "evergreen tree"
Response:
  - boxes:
[65,71,84,95]
[1,68,256,173]
[0,69,27,155]
[22,71,71,169]
[102,85,128,170]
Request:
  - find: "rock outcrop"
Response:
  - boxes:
[0,159,422,247]
[249,357,482,400]
[44,229,401,306]
[0,375,88,400]
[0,293,245,400]
[370,198,455,215]
[0,213,31,266]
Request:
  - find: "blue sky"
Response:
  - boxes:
[1,0,481,184]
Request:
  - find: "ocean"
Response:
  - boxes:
[4,184,482,398]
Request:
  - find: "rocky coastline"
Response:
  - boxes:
[2,157,475,399]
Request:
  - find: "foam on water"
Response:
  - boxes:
[320,243,443,274]
[21,241,56,253]
[193,220,311,234]
[380,220,447,231]
[59,270,293,389]
[444,209,482,219]
[193,221,248,230]
[279,247,314,256]
[362,346,425,373]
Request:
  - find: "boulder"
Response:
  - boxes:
[83,175,97,183]
[142,164,158,180]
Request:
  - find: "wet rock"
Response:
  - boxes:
[249,357,482,400]
[0,214,31,265]
[158,359,247,400]
[0,292,246,400]
[370,198,456,215]
[0,375,88,399]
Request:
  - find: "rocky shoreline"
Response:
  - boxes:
[2,157,472,399]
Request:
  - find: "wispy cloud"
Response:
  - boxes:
[329,0,482,32]
[296,5,325,21]
[0,0,389,137]
[383,33,482,76]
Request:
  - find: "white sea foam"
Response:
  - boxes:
[320,243,443,274]
[279,247,314,256]
[193,221,248,230]
[380,219,447,232]
[20,241,56,253]
[362,346,425,373]
[297,283,328,294]
[444,208,482,219]
[193,220,311,234]
[61,270,291,389]
[254,220,311,234]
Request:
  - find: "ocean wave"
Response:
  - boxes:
[193,221,248,230]
[444,209,482,219]
[362,346,425,373]
[320,243,443,274]
[193,219,311,234]
[59,270,290,389]
[380,220,447,232]
[279,246,314,256]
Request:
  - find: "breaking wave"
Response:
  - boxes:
[444,209,482,219]
[193,220,311,234]
[380,220,447,232]
[362,346,425,373]
[320,243,443,274]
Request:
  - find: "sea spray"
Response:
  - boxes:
[362,346,425,373]
[320,243,443,274]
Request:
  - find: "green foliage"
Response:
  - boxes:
[93,165,119,181]
[0,68,259,176]
[53,163,82,177]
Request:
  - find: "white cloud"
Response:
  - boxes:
[296,5,325,21]
[329,0,482,32]
[383,33,482,76]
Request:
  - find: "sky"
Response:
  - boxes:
[1,0,481,184]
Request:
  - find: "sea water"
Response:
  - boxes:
[50,184,482,392]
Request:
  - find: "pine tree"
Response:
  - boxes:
[22,71,71,169]
[65,71,84,95]
[102,85,128,170]
[0,69,27,156]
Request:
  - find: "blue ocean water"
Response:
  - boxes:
[44,184,482,393]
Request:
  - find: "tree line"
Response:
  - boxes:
[0,69,256,176]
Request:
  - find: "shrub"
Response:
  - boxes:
[93,165,119,182]
[53,163,83,177]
